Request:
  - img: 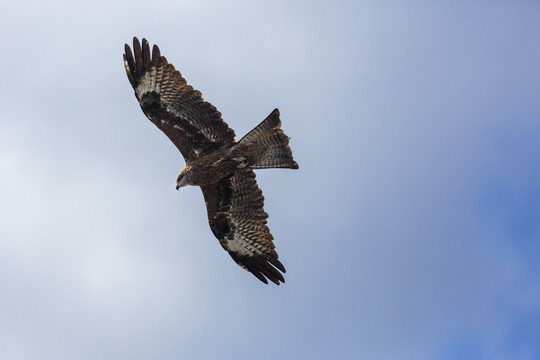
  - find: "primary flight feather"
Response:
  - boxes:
[123,37,298,285]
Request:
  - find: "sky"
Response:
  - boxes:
[1,0,539,359]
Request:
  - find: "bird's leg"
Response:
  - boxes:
[231,156,248,169]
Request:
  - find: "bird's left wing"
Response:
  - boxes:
[201,169,286,285]
[124,37,235,161]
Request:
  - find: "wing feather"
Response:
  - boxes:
[124,37,235,161]
[201,169,286,285]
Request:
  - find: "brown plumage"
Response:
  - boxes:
[123,37,298,284]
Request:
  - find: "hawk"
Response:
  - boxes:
[123,37,298,285]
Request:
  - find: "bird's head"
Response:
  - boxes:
[176,168,188,190]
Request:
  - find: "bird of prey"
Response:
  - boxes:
[123,37,298,285]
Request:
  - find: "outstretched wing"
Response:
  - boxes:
[201,169,286,285]
[124,37,235,161]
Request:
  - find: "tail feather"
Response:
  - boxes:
[238,109,299,170]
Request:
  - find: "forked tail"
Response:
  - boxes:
[237,109,299,169]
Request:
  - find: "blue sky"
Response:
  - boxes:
[1,1,539,359]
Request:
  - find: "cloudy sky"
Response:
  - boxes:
[1,1,539,359]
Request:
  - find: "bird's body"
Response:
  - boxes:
[123,37,298,285]
[178,146,239,187]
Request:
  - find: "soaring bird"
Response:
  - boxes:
[123,37,298,284]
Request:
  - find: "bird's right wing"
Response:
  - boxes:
[124,37,236,161]
[201,169,286,285]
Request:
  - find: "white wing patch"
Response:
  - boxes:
[136,68,161,99]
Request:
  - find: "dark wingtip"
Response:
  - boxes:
[269,258,286,273]
[259,260,285,284]
[123,43,136,86]
[152,44,161,66]
[251,269,269,284]
[240,256,286,285]
[141,38,151,68]
[132,37,143,74]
